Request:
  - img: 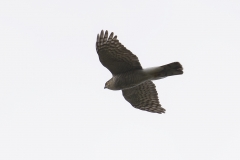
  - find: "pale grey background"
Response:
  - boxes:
[0,0,240,159]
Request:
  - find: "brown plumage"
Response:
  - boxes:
[96,30,183,114]
[96,30,142,75]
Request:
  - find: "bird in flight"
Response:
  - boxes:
[96,30,183,114]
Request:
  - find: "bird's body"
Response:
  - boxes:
[106,69,151,90]
[96,30,183,114]
[106,64,181,90]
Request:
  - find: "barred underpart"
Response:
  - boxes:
[122,81,165,114]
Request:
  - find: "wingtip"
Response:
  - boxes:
[99,30,115,37]
[109,32,114,39]
[104,30,108,40]
[100,30,104,37]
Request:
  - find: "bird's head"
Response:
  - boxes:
[104,81,110,89]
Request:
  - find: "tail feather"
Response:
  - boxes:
[153,62,183,79]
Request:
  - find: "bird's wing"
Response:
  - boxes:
[96,30,142,75]
[122,81,165,114]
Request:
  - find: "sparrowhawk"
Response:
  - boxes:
[96,30,183,114]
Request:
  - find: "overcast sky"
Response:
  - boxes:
[1,0,240,160]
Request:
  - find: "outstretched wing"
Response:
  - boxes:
[122,81,165,114]
[96,30,142,75]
